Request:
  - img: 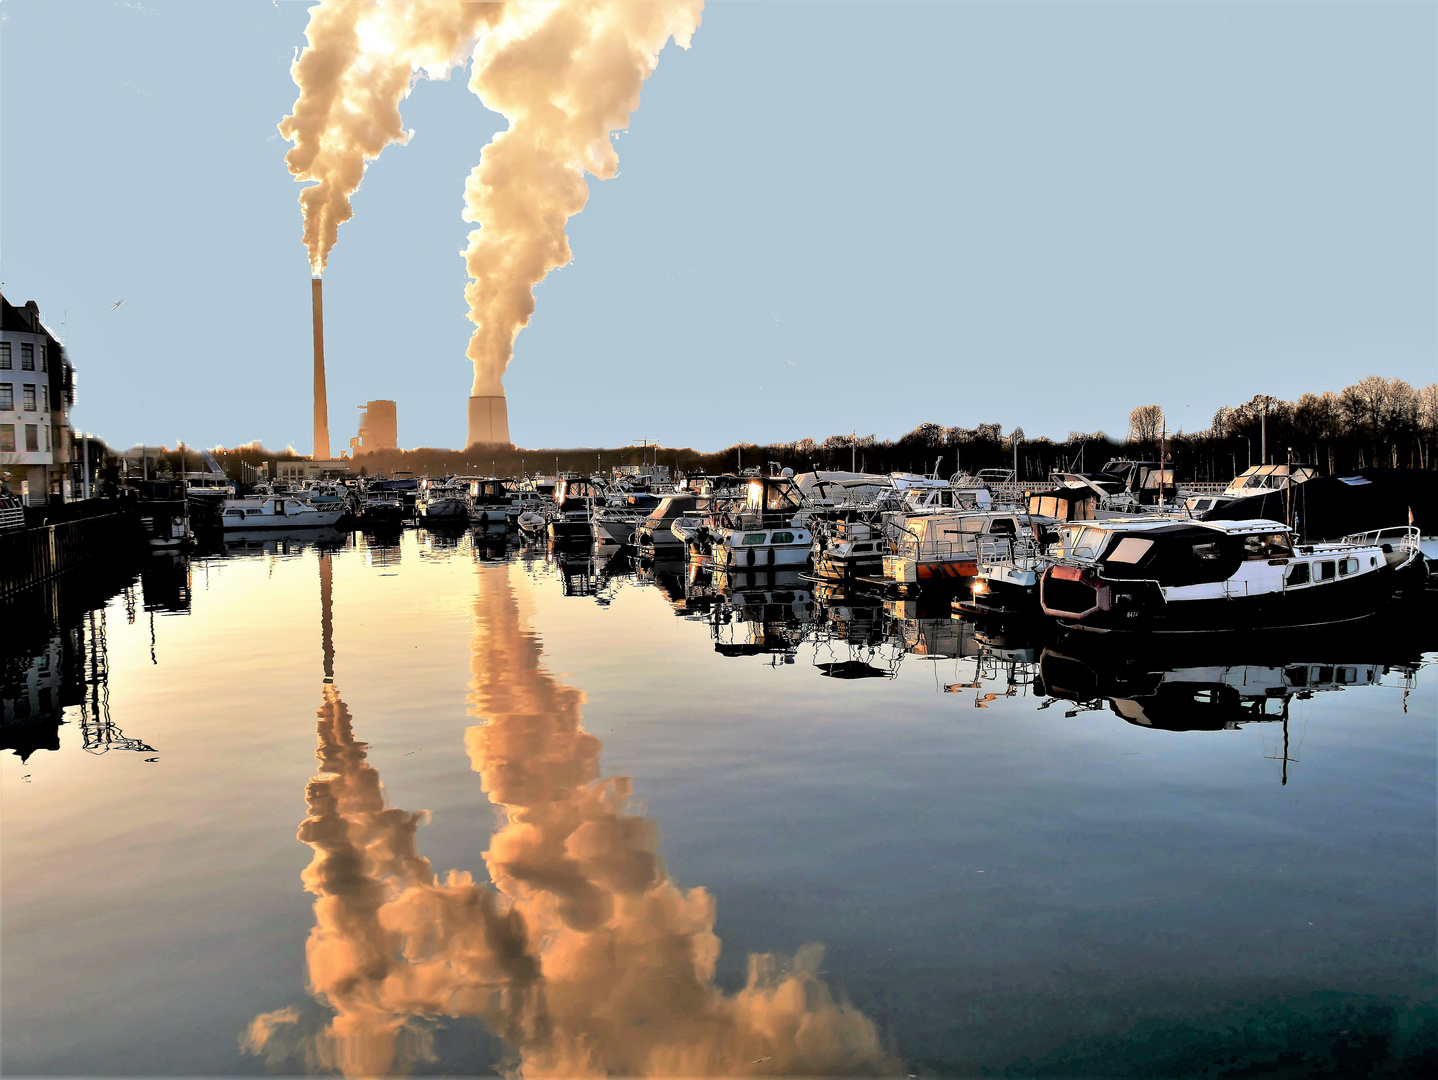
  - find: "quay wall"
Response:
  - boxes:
[0,511,141,599]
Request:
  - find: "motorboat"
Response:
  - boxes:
[1182,463,1316,515]
[463,477,511,525]
[881,509,1041,589]
[812,515,887,580]
[713,523,814,569]
[1038,518,1415,633]
[418,480,469,522]
[549,476,602,543]
[635,493,708,549]
[221,495,345,530]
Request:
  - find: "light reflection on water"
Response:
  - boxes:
[2,528,1434,1077]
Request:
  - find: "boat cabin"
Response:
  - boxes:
[467,478,508,504]
[1223,463,1316,497]
[1026,487,1100,522]
[554,477,601,511]
[742,474,808,526]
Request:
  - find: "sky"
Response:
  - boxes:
[1,0,1433,455]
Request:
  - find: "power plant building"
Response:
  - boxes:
[355,399,398,454]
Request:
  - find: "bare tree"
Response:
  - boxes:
[1128,404,1164,445]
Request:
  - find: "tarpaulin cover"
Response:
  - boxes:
[1202,468,1438,540]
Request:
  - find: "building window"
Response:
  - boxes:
[0,343,10,369]
[21,343,34,370]
[41,385,49,411]
[0,424,13,452]
[23,384,37,411]
[39,342,47,373]
[25,424,39,452]
[0,384,11,411]
[43,424,50,451]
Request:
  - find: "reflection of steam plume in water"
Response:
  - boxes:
[279,1,703,446]
[246,563,893,1077]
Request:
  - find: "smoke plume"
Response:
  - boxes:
[245,562,894,1077]
[280,0,703,398]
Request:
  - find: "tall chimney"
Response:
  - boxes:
[467,394,511,449]
[312,277,331,460]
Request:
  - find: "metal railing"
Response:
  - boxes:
[1341,525,1419,555]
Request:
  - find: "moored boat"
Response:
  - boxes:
[1038,518,1413,633]
[221,495,345,530]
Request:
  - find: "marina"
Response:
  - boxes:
[3,515,1434,1077]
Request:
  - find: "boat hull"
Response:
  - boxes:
[1039,564,1397,634]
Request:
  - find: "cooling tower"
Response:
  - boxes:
[312,278,331,460]
[467,395,511,448]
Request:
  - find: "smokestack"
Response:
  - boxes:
[312,277,331,461]
[467,395,511,450]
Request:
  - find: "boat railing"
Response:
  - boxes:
[1341,525,1420,555]
[976,535,1045,575]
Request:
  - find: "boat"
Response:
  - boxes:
[812,514,887,580]
[957,487,1108,619]
[220,495,345,530]
[1038,518,1415,634]
[549,476,603,543]
[713,523,814,568]
[1182,463,1316,515]
[881,509,1042,589]
[463,477,511,525]
[634,493,707,549]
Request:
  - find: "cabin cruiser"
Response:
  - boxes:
[1182,463,1316,515]
[1038,518,1415,633]
[674,472,815,569]
[635,493,709,549]
[418,481,468,522]
[881,509,1040,589]
[591,492,662,545]
[221,495,345,530]
[549,476,603,542]
[128,479,193,548]
[958,488,1104,618]
[812,515,888,581]
[463,477,511,525]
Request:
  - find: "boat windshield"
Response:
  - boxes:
[1068,526,1110,560]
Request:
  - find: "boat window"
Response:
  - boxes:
[1069,527,1108,559]
[852,542,872,553]
[771,531,795,544]
[1242,532,1293,560]
[742,532,767,546]
[989,518,1016,535]
[1285,562,1310,586]
[1317,561,1336,581]
[1338,557,1359,576]
[1107,537,1154,564]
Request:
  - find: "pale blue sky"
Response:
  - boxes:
[3,1,1433,453]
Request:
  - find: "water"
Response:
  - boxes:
[3,529,1434,1077]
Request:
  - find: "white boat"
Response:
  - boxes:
[220,495,345,530]
[713,523,814,568]
[418,480,469,522]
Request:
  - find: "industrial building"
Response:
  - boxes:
[353,399,398,455]
[1,293,76,506]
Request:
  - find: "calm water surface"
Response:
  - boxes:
[3,529,1435,1077]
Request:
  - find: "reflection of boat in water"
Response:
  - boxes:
[1041,640,1417,735]
[222,527,348,555]
[243,560,894,1078]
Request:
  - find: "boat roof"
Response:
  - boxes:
[1072,516,1290,536]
